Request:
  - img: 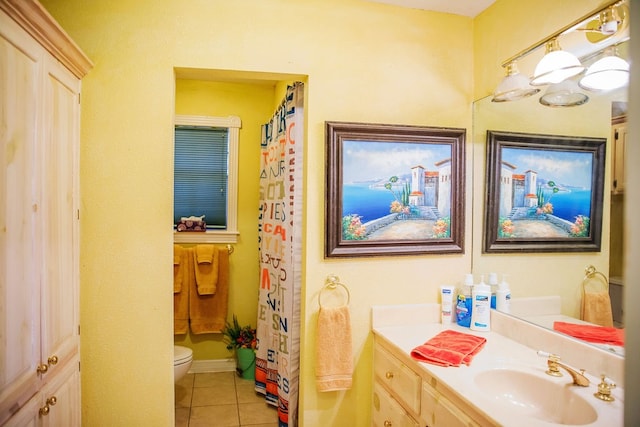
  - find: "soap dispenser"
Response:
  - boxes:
[496,275,511,313]
[456,274,474,327]
[470,275,491,331]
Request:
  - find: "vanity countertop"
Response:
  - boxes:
[372,305,624,427]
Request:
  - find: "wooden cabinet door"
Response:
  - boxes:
[39,52,81,375]
[0,9,43,423]
[40,360,81,426]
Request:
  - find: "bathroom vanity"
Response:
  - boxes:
[372,304,624,427]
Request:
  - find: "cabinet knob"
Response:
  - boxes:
[385,371,394,379]
[47,396,57,406]
[48,355,59,366]
[37,363,49,374]
[384,421,392,427]
[39,405,50,416]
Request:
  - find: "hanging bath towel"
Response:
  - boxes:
[173,244,190,335]
[315,305,353,392]
[189,247,229,334]
[582,291,613,327]
[194,244,219,295]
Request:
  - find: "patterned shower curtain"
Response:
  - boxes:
[255,82,304,427]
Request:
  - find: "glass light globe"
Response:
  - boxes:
[579,55,629,91]
[539,80,589,107]
[530,39,584,86]
[492,62,540,102]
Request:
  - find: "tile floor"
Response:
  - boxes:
[175,372,278,427]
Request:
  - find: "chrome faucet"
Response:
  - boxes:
[537,351,590,387]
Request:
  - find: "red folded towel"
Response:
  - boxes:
[410,329,487,367]
[553,321,624,346]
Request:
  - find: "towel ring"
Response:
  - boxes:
[319,274,351,308]
[582,265,609,293]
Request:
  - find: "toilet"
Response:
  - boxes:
[174,345,193,383]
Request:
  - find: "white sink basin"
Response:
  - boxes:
[474,369,598,425]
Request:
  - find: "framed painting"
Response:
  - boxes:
[483,130,606,253]
[325,121,466,258]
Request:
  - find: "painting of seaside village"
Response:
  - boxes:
[495,147,595,239]
[341,140,454,241]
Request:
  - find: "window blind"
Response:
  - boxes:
[174,126,229,228]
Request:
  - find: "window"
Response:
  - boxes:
[174,115,241,243]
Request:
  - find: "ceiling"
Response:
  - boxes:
[366,0,497,17]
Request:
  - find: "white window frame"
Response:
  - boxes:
[173,114,241,244]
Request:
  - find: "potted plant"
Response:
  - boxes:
[222,315,257,379]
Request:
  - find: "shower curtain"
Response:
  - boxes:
[255,82,304,427]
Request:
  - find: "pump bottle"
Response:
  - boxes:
[470,275,491,331]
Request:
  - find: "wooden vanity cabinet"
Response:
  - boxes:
[373,339,489,427]
[0,0,91,424]
[373,345,421,426]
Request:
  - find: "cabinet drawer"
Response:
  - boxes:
[421,381,480,427]
[373,381,420,427]
[374,345,421,414]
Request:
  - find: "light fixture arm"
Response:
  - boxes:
[500,0,625,69]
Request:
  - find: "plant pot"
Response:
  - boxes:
[236,347,256,380]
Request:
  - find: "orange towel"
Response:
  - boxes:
[553,321,624,346]
[173,245,190,334]
[411,330,486,367]
[194,244,219,295]
[315,306,353,392]
[581,291,613,327]
[189,247,229,334]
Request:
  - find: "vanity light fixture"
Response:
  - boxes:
[539,79,589,107]
[492,61,540,102]
[492,0,628,105]
[579,47,629,91]
[530,39,584,86]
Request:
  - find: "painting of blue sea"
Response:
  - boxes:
[497,147,594,238]
[341,139,453,240]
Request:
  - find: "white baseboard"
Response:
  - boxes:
[189,358,236,373]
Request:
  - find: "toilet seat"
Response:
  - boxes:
[174,345,193,365]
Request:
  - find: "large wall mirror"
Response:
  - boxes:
[471,1,628,358]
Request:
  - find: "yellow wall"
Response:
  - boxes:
[173,79,276,360]
[39,0,616,425]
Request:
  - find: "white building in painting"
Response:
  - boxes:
[407,158,452,218]
[499,161,539,218]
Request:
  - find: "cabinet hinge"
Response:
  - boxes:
[77,209,80,220]
[615,129,619,140]
[78,324,81,335]
[78,361,81,372]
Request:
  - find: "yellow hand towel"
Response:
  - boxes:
[174,245,186,293]
[173,245,190,335]
[189,247,229,334]
[194,245,218,295]
[582,291,613,327]
[315,305,353,392]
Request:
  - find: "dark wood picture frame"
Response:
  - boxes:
[325,121,466,258]
[483,130,606,253]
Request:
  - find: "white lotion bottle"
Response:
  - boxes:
[496,275,511,313]
[470,275,491,331]
[440,285,455,324]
